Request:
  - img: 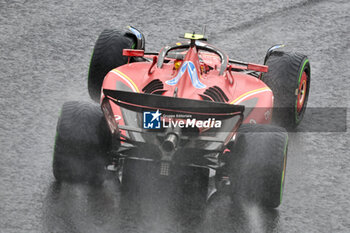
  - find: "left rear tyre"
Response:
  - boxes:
[53,101,111,184]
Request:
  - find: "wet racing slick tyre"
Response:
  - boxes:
[229,124,288,208]
[88,29,136,102]
[53,101,111,185]
[261,51,310,129]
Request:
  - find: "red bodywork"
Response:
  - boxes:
[101,41,273,138]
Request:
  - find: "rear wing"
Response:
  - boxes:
[103,89,244,120]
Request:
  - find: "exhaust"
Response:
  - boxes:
[162,133,179,152]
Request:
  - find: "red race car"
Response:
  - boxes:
[53,26,310,208]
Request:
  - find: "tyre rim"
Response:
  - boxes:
[297,71,307,113]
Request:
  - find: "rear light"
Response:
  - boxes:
[101,99,119,134]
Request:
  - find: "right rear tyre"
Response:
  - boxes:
[52,101,111,184]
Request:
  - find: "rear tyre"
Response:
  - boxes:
[262,51,310,128]
[229,124,288,208]
[53,101,111,184]
[88,29,136,102]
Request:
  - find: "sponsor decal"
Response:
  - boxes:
[166,61,206,89]
[163,117,222,128]
[143,110,161,129]
[142,110,222,129]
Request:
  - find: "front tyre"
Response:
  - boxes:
[229,124,288,208]
[262,51,311,128]
[88,29,136,102]
[53,101,111,184]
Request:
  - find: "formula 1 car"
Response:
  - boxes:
[52,26,310,208]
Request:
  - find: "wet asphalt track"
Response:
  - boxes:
[1,0,350,232]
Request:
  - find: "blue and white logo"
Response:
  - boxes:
[143,110,162,129]
[166,61,206,89]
